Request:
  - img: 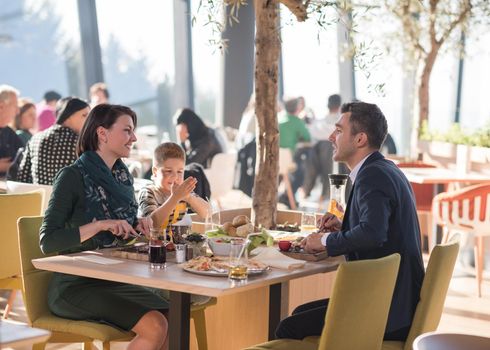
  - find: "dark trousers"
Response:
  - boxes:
[275,298,410,341]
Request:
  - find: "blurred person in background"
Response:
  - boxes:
[303,94,342,200]
[278,96,311,208]
[297,96,315,125]
[89,82,110,107]
[174,108,223,168]
[17,97,90,185]
[13,98,37,145]
[37,90,61,131]
[0,84,22,176]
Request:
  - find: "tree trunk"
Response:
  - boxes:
[418,46,440,127]
[252,0,280,229]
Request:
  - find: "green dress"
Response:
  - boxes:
[40,165,168,331]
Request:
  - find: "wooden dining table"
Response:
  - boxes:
[32,251,343,350]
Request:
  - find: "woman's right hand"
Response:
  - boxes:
[171,176,197,202]
[98,219,137,239]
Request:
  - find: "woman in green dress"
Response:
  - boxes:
[40,104,169,349]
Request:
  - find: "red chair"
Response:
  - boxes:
[432,183,490,297]
[398,161,438,250]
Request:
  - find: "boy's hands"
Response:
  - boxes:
[171,176,197,202]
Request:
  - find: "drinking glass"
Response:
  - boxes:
[301,212,317,234]
[204,203,221,235]
[149,228,166,269]
[175,244,186,263]
[228,238,248,280]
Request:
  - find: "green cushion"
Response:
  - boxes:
[244,339,318,350]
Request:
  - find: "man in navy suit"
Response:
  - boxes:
[276,102,424,341]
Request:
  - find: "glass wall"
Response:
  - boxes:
[280,6,339,118]
[0,0,81,101]
[95,0,175,128]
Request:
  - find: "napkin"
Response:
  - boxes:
[251,247,305,270]
[74,255,124,265]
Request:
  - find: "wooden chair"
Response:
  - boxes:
[243,253,401,350]
[413,332,490,350]
[0,191,43,319]
[382,240,460,350]
[6,180,53,213]
[432,184,490,297]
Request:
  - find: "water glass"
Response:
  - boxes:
[301,212,317,234]
[149,228,166,269]
[175,244,186,263]
[228,239,248,280]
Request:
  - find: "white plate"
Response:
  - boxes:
[183,266,270,277]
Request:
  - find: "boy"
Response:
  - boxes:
[138,142,209,233]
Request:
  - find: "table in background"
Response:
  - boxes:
[33,251,343,350]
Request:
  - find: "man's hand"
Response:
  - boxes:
[317,213,342,233]
[300,232,326,254]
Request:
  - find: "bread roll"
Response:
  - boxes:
[235,223,255,237]
[232,215,250,227]
[222,222,237,236]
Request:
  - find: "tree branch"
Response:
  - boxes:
[279,0,308,21]
[437,0,472,45]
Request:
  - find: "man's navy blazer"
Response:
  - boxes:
[326,151,425,335]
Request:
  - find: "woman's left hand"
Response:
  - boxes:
[136,216,153,238]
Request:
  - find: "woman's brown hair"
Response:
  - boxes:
[77,103,137,156]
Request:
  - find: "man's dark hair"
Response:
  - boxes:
[283,97,300,115]
[341,102,387,149]
[327,94,341,110]
[43,90,62,103]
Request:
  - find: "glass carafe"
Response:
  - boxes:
[328,174,349,220]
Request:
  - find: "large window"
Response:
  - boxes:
[0,0,80,101]
[95,0,175,127]
[280,6,339,118]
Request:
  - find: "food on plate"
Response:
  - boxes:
[248,229,274,253]
[275,222,300,232]
[184,256,267,272]
[232,215,250,227]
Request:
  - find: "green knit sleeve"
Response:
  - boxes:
[40,166,83,254]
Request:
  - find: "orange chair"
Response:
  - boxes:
[432,183,490,297]
[397,161,438,250]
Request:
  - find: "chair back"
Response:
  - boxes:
[0,191,43,279]
[403,240,460,350]
[278,148,295,175]
[204,152,237,200]
[17,216,55,324]
[413,332,490,350]
[318,254,401,350]
[6,180,53,213]
[397,162,436,211]
[432,184,490,235]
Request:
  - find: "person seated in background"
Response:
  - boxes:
[17,97,90,185]
[40,103,169,349]
[0,85,23,177]
[278,96,311,207]
[138,141,208,231]
[174,108,223,168]
[276,102,424,342]
[37,90,61,131]
[303,94,341,200]
[13,98,37,145]
[89,82,110,107]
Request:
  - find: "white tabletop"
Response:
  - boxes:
[32,251,343,298]
[400,167,490,185]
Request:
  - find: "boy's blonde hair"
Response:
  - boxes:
[153,142,186,167]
